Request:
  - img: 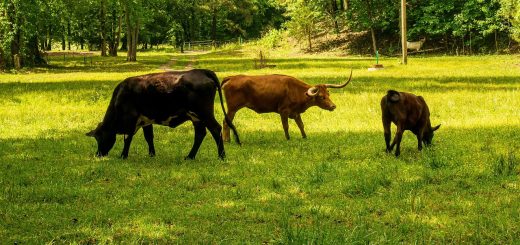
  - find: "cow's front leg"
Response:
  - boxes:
[121,133,135,159]
[185,122,207,160]
[294,114,307,139]
[143,125,155,157]
[281,114,290,140]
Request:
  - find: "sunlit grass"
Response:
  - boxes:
[1,50,520,243]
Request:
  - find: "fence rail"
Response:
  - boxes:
[182,38,244,51]
[42,51,94,65]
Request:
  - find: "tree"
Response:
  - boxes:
[500,0,520,42]
[121,0,143,61]
[284,0,321,50]
[0,0,46,69]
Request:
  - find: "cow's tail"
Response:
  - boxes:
[204,70,241,145]
[221,77,232,86]
[386,90,400,103]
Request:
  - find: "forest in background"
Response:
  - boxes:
[1,0,519,69]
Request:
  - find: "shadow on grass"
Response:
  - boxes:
[1,75,520,99]
[2,125,519,244]
[21,54,172,74]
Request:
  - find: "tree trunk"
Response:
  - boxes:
[28,35,46,66]
[211,8,217,44]
[495,29,498,54]
[124,3,138,61]
[331,0,339,34]
[109,13,121,56]
[343,0,349,10]
[370,27,377,54]
[367,0,377,55]
[100,0,107,56]
[61,24,66,50]
[307,28,312,50]
[67,21,71,50]
[7,0,21,67]
[400,0,407,64]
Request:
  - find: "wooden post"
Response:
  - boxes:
[14,54,21,69]
[401,0,407,65]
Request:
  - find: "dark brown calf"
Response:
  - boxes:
[381,90,440,156]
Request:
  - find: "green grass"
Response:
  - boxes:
[1,50,520,243]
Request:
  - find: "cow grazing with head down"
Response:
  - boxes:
[86,69,240,159]
[381,90,440,156]
[221,70,352,141]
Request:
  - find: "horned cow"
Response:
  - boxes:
[381,90,440,156]
[221,70,352,141]
[86,69,240,160]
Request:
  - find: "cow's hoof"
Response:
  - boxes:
[184,156,195,160]
[120,154,128,159]
[149,152,156,157]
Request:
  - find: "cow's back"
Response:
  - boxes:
[222,74,308,113]
[383,91,428,129]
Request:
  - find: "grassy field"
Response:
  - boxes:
[1,50,519,243]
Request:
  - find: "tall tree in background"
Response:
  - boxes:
[122,0,142,61]
[345,0,397,55]
[284,0,321,50]
[0,0,45,68]
[500,0,520,43]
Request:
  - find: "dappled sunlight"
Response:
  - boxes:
[2,51,520,243]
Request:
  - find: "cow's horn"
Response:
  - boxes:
[306,87,319,97]
[325,69,352,88]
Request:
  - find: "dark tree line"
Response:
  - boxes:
[0,0,518,69]
[283,0,519,54]
[0,0,284,68]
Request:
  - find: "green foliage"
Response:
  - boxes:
[499,0,520,41]
[259,28,285,49]
[283,0,322,50]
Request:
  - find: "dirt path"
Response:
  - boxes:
[159,51,208,71]
[159,58,177,71]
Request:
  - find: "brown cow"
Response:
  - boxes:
[381,90,440,156]
[221,70,352,141]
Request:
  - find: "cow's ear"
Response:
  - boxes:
[432,124,441,131]
[86,130,96,137]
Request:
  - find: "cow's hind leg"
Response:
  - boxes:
[206,117,225,159]
[143,125,156,157]
[390,124,405,157]
[294,114,307,139]
[186,121,207,160]
[281,114,290,140]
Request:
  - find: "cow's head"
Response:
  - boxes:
[306,85,336,111]
[423,124,441,145]
[306,70,353,111]
[86,123,116,157]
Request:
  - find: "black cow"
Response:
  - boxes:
[381,90,440,156]
[86,69,240,159]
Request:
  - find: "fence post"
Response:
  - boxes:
[14,54,21,69]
